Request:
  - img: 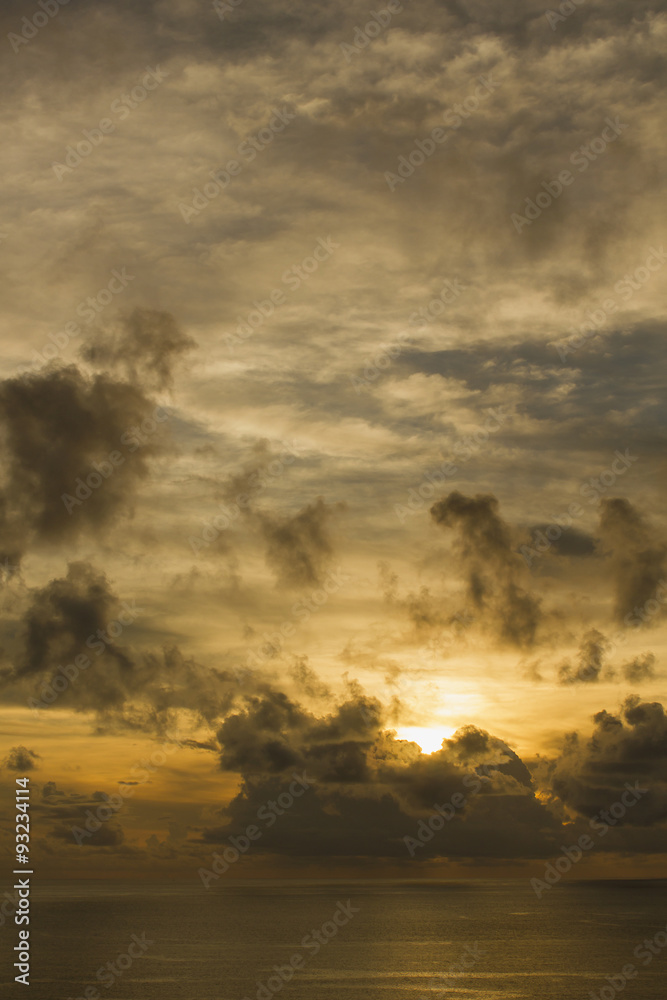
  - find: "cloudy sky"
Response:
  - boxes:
[0,0,665,880]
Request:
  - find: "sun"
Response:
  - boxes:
[394,725,457,755]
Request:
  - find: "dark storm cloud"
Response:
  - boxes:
[549,697,667,829]
[122,645,238,729]
[216,688,314,776]
[15,561,131,681]
[80,308,195,391]
[0,561,238,727]
[430,492,541,647]
[2,746,40,771]
[0,363,170,563]
[597,498,667,625]
[558,629,610,685]
[259,498,344,589]
[622,652,657,684]
[376,726,533,812]
[209,690,562,860]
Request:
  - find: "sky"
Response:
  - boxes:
[0,0,666,881]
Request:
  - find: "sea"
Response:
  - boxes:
[1,879,665,999]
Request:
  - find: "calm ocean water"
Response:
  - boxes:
[1,879,665,999]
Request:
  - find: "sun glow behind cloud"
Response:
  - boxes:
[394,726,457,755]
